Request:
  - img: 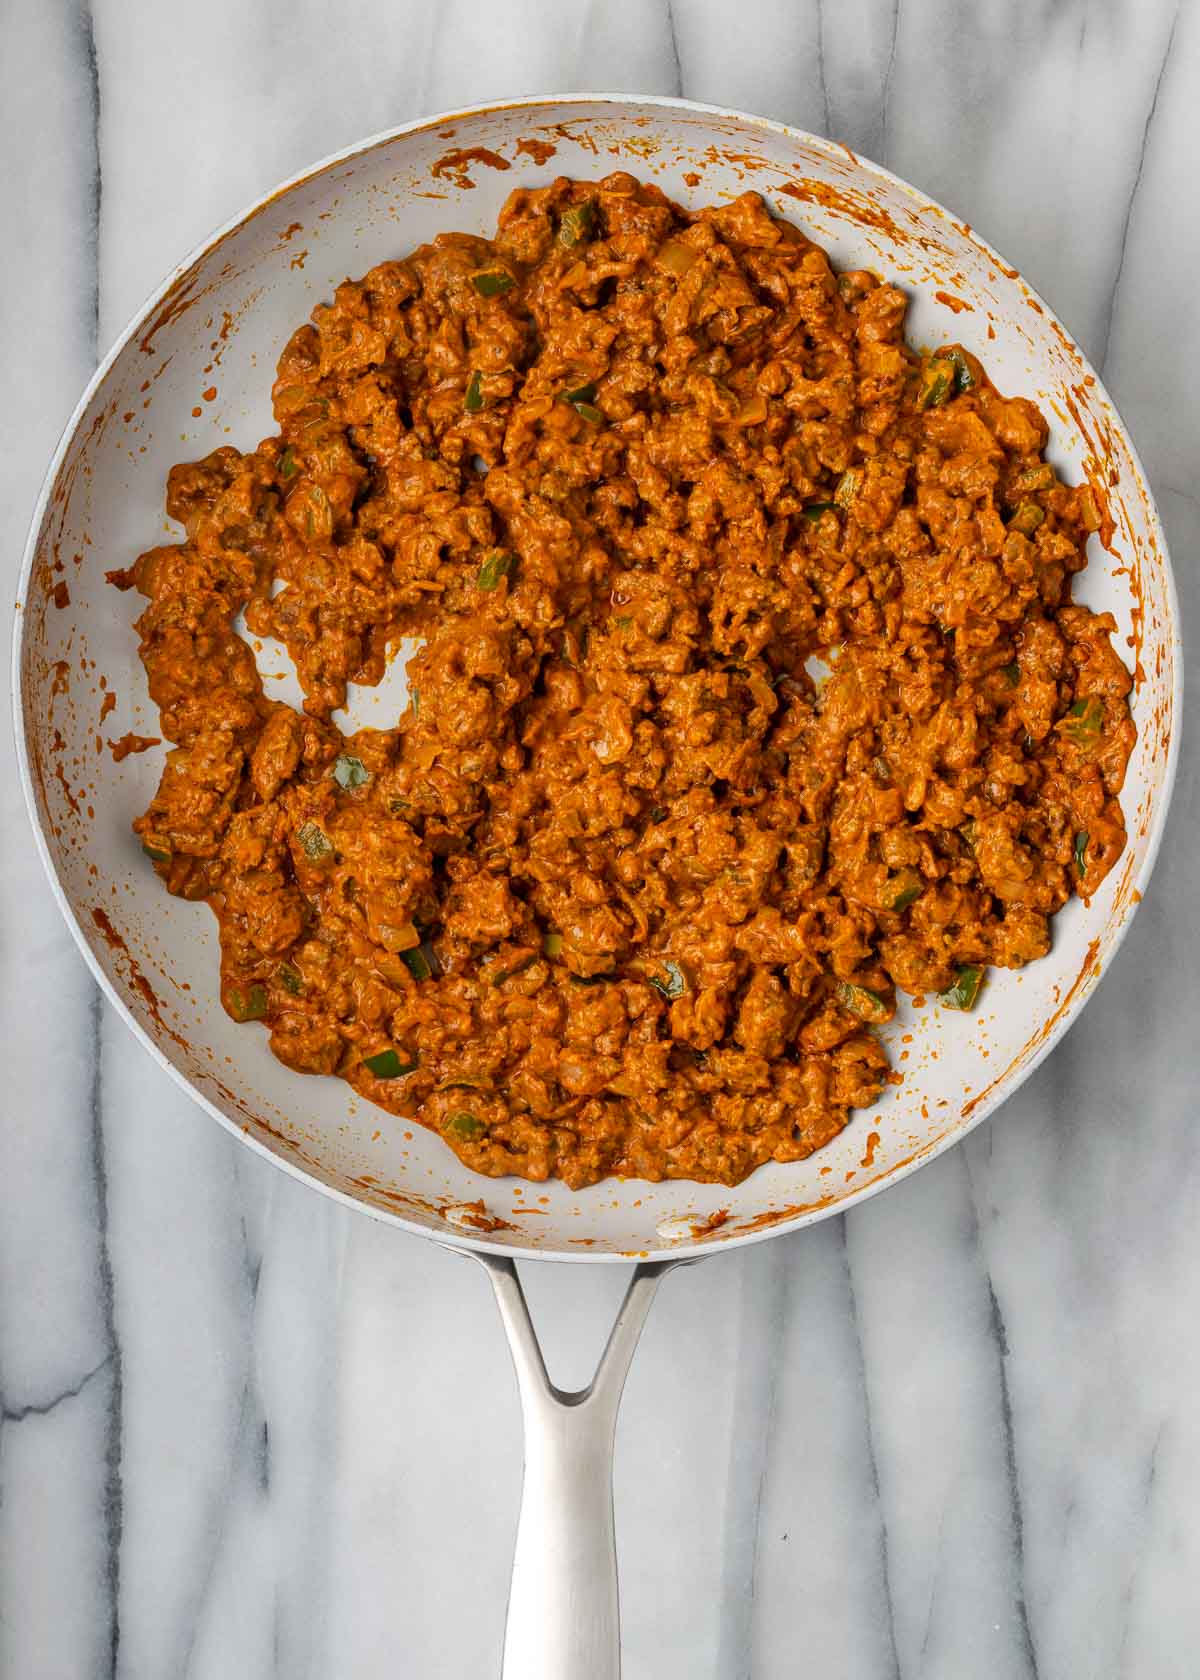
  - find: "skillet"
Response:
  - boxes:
[13,95,1180,1678]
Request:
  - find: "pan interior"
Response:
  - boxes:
[16,97,1178,1258]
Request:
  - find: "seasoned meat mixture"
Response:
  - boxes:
[117,173,1135,1188]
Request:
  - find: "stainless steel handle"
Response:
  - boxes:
[473,1254,679,1680]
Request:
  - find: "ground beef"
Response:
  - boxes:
[120,172,1135,1188]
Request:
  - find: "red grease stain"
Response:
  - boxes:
[1049,318,1078,358]
[278,221,302,242]
[236,1106,331,1173]
[99,691,117,724]
[431,147,512,190]
[550,122,599,156]
[860,1131,881,1168]
[725,1200,835,1237]
[778,178,906,239]
[1062,384,1119,551]
[91,907,186,1048]
[348,1176,509,1232]
[202,386,217,402]
[707,147,769,173]
[51,582,70,609]
[934,290,972,313]
[683,170,701,188]
[54,761,81,816]
[108,733,160,762]
[139,272,202,354]
[962,938,1102,1119]
[693,1209,730,1237]
[445,1199,515,1233]
[516,136,557,166]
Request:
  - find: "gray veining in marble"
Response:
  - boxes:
[2,2,1198,1675]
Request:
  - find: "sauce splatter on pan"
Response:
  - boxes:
[108,733,160,762]
[431,146,512,190]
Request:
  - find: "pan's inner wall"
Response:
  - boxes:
[18,99,1177,1256]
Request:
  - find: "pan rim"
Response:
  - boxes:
[12,91,1183,1263]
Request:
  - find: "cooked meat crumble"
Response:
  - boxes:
[117,172,1135,1187]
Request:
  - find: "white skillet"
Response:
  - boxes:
[13,96,1180,1677]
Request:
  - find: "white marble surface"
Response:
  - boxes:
[2,1,1198,1674]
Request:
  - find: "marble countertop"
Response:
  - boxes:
[2,2,1198,1675]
